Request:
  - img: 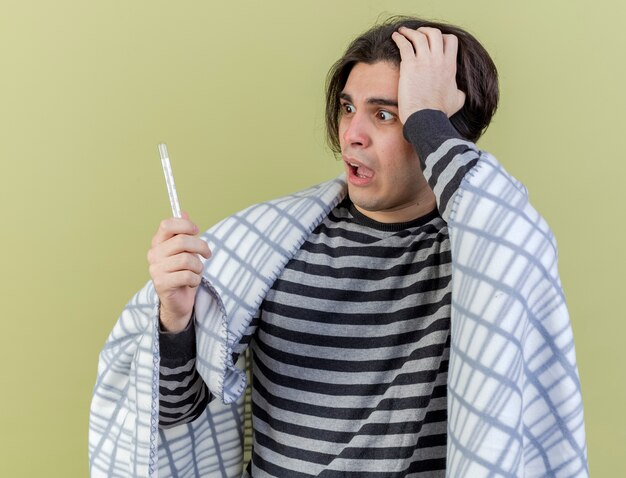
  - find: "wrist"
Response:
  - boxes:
[401,103,444,124]
[159,312,196,364]
[402,109,464,166]
[159,305,193,333]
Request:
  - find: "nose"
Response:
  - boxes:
[342,111,370,148]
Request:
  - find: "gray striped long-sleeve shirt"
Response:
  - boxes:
[159,109,477,476]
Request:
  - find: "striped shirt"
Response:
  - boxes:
[246,200,451,477]
[159,110,477,477]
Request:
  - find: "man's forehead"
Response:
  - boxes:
[339,91,398,108]
[340,62,400,104]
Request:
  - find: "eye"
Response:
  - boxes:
[377,110,394,121]
[341,103,355,114]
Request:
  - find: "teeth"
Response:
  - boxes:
[347,160,374,179]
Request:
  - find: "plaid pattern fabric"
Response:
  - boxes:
[90,154,587,476]
[89,178,345,477]
[446,151,587,476]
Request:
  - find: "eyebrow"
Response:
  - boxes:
[339,92,398,108]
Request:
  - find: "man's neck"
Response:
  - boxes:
[353,194,437,224]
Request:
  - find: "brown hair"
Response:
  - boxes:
[325,16,499,151]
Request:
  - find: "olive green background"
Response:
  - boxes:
[1,0,623,476]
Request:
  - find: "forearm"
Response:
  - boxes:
[158,313,211,428]
[403,109,480,222]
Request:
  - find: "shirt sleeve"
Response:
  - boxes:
[403,109,481,222]
[158,313,212,429]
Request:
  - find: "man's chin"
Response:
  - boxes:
[347,188,381,214]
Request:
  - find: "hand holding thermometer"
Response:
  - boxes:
[158,143,206,265]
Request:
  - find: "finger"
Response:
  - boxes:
[152,217,199,247]
[159,252,205,276]
[160,235,211,259]
[418,27,444,56]
[397,27,430,56]
[391,31,417,61]
[170,270,202,288]
[442,34,459,62]
[149,235,211,263]
[153,269,202,292]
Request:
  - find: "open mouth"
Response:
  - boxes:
[345,160,374,179]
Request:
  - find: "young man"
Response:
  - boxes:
[90,17,588,478]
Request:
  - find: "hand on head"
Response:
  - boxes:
[391,26,466,123]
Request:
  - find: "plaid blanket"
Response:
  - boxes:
[90,153,587,477]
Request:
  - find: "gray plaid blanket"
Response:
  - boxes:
[90,152,587,477]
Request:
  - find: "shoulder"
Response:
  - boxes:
[206,176,346,234]
[450,151,560,279]
[199,175,347,248]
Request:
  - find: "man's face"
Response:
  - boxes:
[339,61,432,223]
